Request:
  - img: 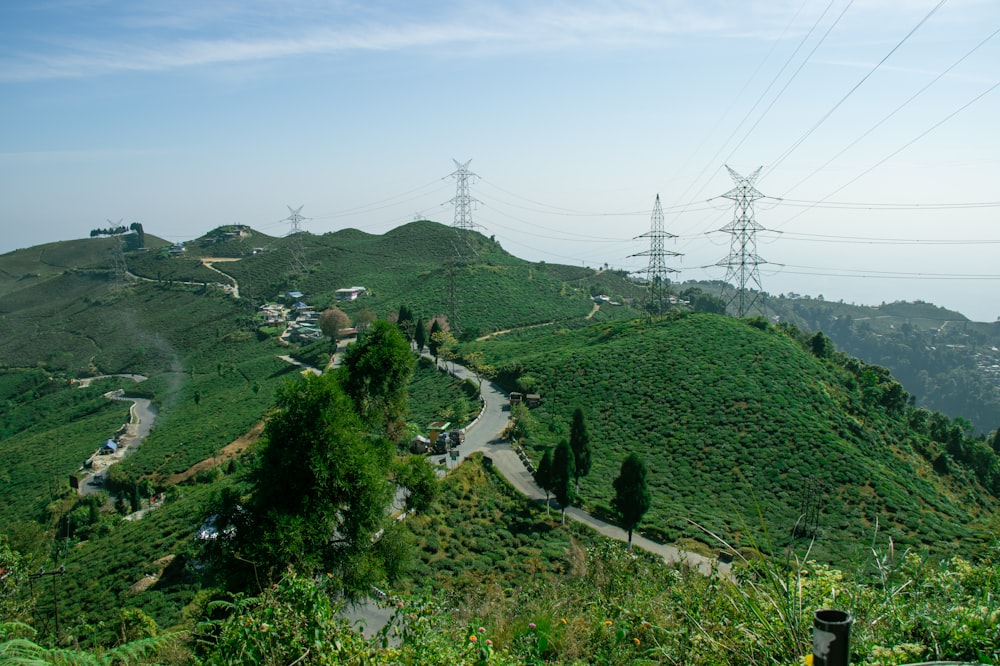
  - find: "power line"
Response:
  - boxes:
[779,23,1000,197]
[766,0,948,174]
[762,231,1000,245]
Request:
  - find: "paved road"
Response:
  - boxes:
[77,387,157,496]
[438,357,729,576]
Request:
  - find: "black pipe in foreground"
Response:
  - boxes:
[813,608,852,666]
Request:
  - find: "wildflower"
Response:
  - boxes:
[528,622,537,630]
[486,639,493,646]
[397,601,404,608]
[478,626,486,633]
[603,620,613,626]
[469,635,478,643]
[633,637,640,646]
[560,618,567,625]
[260,623,270,632]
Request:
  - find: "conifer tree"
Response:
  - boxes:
[414,317,426,354]
[613,453,652,551]
[569,407,592,493]
[534,448,554,515]
[551,440,575,525]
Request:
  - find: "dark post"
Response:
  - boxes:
[813,608,851,666]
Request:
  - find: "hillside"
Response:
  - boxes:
[2,224,999,661]
[470,313,1000,561]
[123,221,641,337]
[766,293,1000,433]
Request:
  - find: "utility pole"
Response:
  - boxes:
[630,194,682,314]
[716,166,767,318]
[448,159,479,230]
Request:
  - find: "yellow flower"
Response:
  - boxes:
[468,635,477,643]
[560,618,567,625]
[603,620,613,626]
[633,637,641,646]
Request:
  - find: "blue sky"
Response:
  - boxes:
[2,0,999,319]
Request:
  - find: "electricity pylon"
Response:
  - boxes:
[716,166,767,318]
[630,194,681,313]
[282,205,306,235]
[448,159,479,230]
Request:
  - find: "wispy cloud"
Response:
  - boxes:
[0,0,808,82]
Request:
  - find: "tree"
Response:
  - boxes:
[428,319,443,364]
[223,372,403,594]
[569,407,592,493]
[397,305,415,342]
[431,330,458,373]
[414,317,427,354]
[464,351,496,396]
[354,308,376,332]
[339,320,415,439]
[394,454,439,513]
[534,448,554,515]
[612,453,652,551]
[319,306,352,342]
[551,440,575,525]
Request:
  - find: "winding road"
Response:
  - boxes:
[434,357,729,576]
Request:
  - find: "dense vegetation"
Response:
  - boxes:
[767,292,1000,434]
[2,225,999,664]
[468,313,1000,561]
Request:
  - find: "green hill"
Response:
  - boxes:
[470,313,999,561]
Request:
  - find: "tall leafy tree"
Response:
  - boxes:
[613,453,652,551]
[551,440,575,525]
[414,317,427,354]
[569,407,592,492]
[534,448,554,515]
[222,372,403,594]
[319,306,351,342]
[339,320,415,439]
[428,319,443,364]
[397,305,415,341]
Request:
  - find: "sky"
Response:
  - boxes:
[2,0,999,320]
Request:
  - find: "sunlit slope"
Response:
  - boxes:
[477,314,998,561]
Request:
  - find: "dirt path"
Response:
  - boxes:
[200,258,241,298]
[161,420,266,485]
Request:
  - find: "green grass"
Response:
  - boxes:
[468,313,999,562]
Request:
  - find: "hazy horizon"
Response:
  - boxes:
[2,0,998,321]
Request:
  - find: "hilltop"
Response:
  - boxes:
[470,313,999,561]
[1,222,999,662]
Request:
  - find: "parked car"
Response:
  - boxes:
[449,430,465,445]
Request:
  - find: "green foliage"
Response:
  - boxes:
[394,455,439,513]
[569,407,592,490]
[197,574,367,665]
[474,314,997,560]
[612,453,651,550]
[339,320,415,438]
[551,440,575,524]
[0,621,178,666]
[221,372,401,595]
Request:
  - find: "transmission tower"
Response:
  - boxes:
[280,205,308,283]
[629,194,682,313]
[716,166,767,318]
[282,205,306,235]
[448,159,479,230]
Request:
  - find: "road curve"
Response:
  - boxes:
[438,356,729,576]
